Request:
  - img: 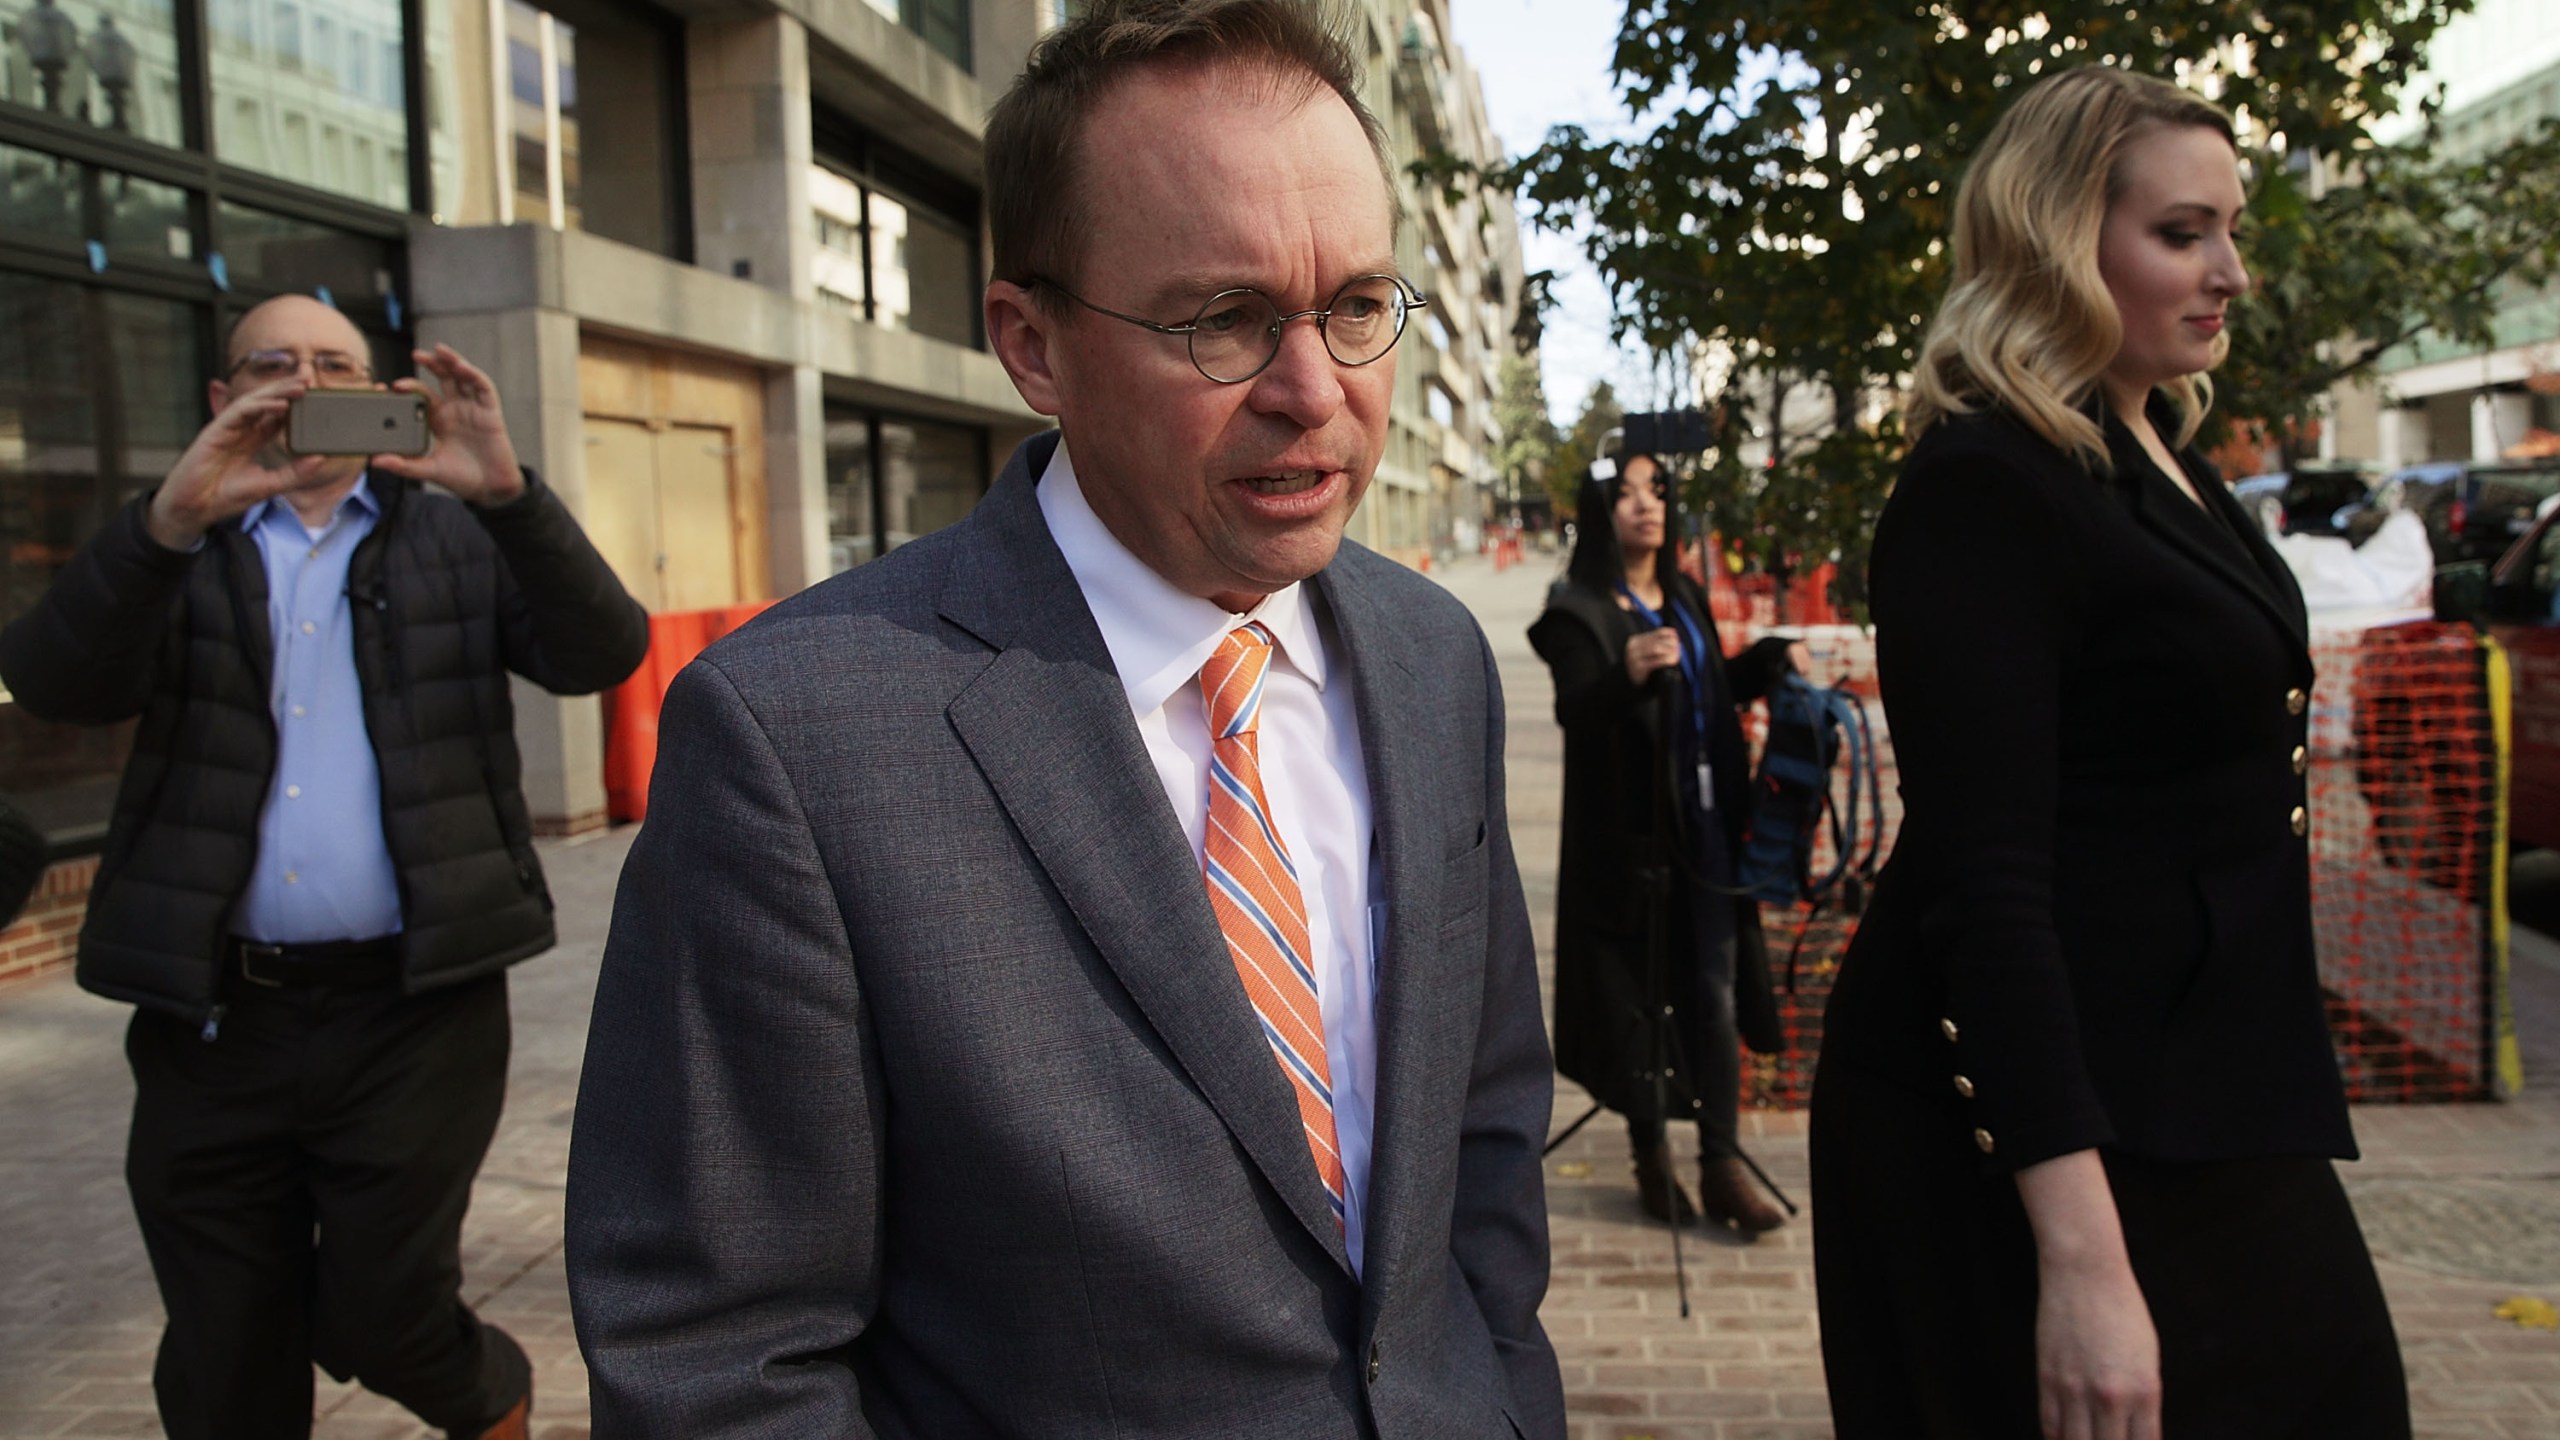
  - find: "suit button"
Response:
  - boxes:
[2291,745,2308,775]
[2285,687,2308,716]
[1368,1341,1382,1383]
[2290,806,2308,837]
[1973,1128,1996,1154]
[1939,1017,1960,1043]
[1953,1074,1976,1099]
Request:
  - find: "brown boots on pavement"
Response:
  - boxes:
[1632,1142,1787,1236]
[1697,1154,1787,1235]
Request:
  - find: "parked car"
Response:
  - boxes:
[2380,458,2560,566]
[2479,505,2560,853]
[2231,462,2382,538]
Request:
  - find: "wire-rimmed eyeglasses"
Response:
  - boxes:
[228,348,375,386]
[1029,272,1430,384]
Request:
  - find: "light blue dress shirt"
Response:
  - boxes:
[231,477,405,944]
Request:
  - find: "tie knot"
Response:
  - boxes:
[1202,623,1277,740]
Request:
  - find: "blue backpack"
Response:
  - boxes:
[1737,674,1884,921]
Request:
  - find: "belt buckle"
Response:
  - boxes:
[236,942,288,988]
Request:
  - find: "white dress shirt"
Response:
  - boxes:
[1037,441,1380,1273]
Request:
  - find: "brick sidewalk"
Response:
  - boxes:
[2,550,2556,1438]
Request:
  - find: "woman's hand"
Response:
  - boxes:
[1624,625,1682,685]
[2036,1250,2161,1439]
[2016,1151,2161,1440]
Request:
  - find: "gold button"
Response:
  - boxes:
[2285,687,2307,716]
[2291,745,2307,775]
[1940,1017,1960,1043]
[1973,1128,1996,1154]
[2290,806,2308,837]
[1953,1075,1976,1099]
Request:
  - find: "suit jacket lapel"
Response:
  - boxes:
[2113,425,2312,661]
[1313,562,1466,1309]
[939,437,1353,1269]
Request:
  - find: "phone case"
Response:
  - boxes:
[287,392,430,456]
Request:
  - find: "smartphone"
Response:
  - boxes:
[287,391,429,457]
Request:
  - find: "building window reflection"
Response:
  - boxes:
[810,107,981,350]
[209,0,410,209]
[461,0,682,257]
[824,404,990,573]
[0,0,182,148]
[0,274,206,849]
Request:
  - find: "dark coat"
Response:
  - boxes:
[0,471,647,1023]
[1813,402,2355,1176]
[1527,571,1782,1119]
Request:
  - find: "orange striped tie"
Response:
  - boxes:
[1199,623,1346,1225]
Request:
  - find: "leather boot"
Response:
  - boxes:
[1632,1140,1698,1225]
[1698,1154,1786,1235]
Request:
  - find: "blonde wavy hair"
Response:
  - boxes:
[1906,66,2239,469]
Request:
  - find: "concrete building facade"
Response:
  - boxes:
[0,0,1526,973]
[2325,0,2560,468]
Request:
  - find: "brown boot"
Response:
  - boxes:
[1632,1140,1698,1226]
[1698,1154,1786,1235]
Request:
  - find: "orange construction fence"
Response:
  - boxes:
[1734,620,2516,1108]
[602,601,775,824]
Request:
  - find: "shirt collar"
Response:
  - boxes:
[241,471,380,534]
[1035,439,1329,721]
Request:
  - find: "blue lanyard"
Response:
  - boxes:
[1617,583,1712,755]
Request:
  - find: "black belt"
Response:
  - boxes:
[226,936,401,989]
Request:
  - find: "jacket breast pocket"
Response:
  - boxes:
[1436,819,1488,939]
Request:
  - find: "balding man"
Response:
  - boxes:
[0,295,646,1440]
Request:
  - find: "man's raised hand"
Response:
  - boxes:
[370,344,526,507]
[144,378,307,551]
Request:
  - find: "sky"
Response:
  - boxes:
[1444,0,1671,428]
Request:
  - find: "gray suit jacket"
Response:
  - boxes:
[566,432,1565,1439]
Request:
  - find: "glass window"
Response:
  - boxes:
[0,139,78,238]
[825,405,988,568]
[824,412,874,574]
[868,190,975,349]
[900,0,969,73]
[809,163,866,315]
[101,169,190,262]
[449,0,681,254]
[210,0,409,209]
[879,417,983,551]
[505,0,550,224]
[0,278,207,846]
[810,114,980,350]
[0,143,196,264]
[0,0,183,148]
[215,200,395,304]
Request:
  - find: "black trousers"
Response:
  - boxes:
[1810,1062,2409,1439]
[1624,918,1744,1161]
[124,971,531,1439]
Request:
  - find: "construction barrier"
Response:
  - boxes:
[601,601,775,824]
[1735,620,2517,1108]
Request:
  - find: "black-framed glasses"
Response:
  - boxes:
[1030,272,1429,384]
[228,348,373,386]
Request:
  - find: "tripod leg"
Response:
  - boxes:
[1543,1101,1606,1157]
[1731,1142,1801,1218]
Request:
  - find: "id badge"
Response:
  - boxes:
[1696,760,1715,811]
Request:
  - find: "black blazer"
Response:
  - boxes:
[1815,403,2355,1174]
